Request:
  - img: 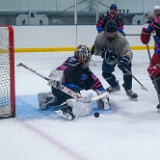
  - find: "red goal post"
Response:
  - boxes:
[0,25,15,118]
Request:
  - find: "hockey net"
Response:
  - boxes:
[0,26,15,118]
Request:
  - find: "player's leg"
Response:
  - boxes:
[102,61,120,93]
[151,75,160,111]
[122,64,138,100]
[38,86,78,110]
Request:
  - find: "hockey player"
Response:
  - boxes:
[140,16,160,110]
[93,19,138,100]
[38,44,111,120]
[145,6,160,24]
[91,4,125,55]
[96,4,125,36]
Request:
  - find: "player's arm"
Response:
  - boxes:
[96,12,108,33]
[93,33,106,55]
[140,21,155,44]
[117,40,133,71]
[117,15,125,36]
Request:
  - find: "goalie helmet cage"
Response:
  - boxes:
[0,25,15,118]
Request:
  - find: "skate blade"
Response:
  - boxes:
[128,96,138,101]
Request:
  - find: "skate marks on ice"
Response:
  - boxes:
[16,95,117,120]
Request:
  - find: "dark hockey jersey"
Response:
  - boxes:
[56,56,104,91]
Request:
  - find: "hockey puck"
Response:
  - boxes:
[94,112,99,118]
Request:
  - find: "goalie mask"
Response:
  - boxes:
[74,44,92,68]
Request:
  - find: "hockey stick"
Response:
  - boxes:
[113,56,148,91]
[146,44,152,62]
[125,34,140,36]
[124,67,148,91]
[17,62,108,102]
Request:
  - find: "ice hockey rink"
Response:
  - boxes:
[1,50,160,160]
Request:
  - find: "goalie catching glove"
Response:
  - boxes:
[47,69,64,88]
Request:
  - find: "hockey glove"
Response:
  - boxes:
[147,64,160,77]
[140,28,151,44]
[101,47,117,61]
[96,90,111,110]
[96,26,103,33]
[118,56,130,71]
[47,70,64,88]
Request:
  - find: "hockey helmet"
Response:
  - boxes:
[154,6,160,17]
[110,4,118,11]
[154,6,160,10]
[74,44,92,68]
[105,19,118,32]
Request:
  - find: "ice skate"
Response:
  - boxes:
[126,90,138,101]
[106,80,120,93]
[122,84,138,101]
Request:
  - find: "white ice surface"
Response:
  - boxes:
[1,50,160,160]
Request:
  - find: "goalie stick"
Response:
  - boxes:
[17,62,108,102]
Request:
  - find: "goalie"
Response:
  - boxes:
[38,44,111,120]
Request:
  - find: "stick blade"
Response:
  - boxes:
[17,62,23,67]
[91,92,108,101]
[141,86,148,91]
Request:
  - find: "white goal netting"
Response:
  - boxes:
[0,26,15,118]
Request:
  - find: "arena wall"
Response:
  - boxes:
[13,25,154,52]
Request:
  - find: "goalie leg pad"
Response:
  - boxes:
[96,90,111,110]
[38,92,55,110]
[96,98,111,110]
[73,100,93,118]
[55,93,93,120]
